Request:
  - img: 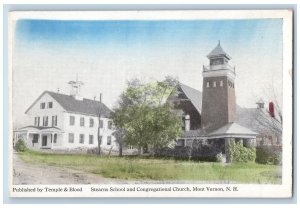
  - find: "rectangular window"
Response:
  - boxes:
[68,133,74,143]
[37,117,40,126]
[108,121,113,130]
[89,135,94,144]
[34,117,38,126]
[51,116,57,127]
[89,118,94,127]
[107,136,112,145]
[43,116,48,126]
[79,134,85,144]
[80,117,85,127]
[99,120,103,128]
[69,116,75,126]
[53,134,57,143]
[213,81,216,87]
[48,102,53,108]
[40,103,45,109]
[206,81,210,88]
[32,134,39,143]
[220,80,223,87]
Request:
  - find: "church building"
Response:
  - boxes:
[167,42,280,162]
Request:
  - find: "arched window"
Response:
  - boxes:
[206,81,210,88]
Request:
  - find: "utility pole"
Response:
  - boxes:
[97,93,102,155]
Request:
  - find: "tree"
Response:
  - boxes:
[113,128,126,157]
[253,82,283,144]
[112,77,182,154]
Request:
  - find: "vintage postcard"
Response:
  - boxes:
[8,10,293,198]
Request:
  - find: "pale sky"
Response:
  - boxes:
[12,19,283,128]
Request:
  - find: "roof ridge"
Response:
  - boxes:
[179,82,202,93]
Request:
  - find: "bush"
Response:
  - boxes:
[154,146,192,160]
[15,139,27,152]
[191,142,217,161]
[227,140,256,163]
[216,153,223,163]
[154,142,217,162]
[256,146,282,165]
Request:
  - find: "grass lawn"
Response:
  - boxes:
[19,150,281,184]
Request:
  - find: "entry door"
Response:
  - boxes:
[42,136,47,146]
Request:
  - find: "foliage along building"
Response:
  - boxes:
[13,79,118,152]
[167,42,282,161]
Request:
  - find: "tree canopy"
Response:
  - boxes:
[112,77,182,151]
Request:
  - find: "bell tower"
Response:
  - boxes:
[201,41,236,130]
[68,74,84,100]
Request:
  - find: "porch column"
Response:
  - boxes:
[51,133,54,149]
[39,133,42,148]
[26,132,29,148]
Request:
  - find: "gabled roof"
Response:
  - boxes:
[171,83,279,137]
[178,83,202,114]
[207,41,232,60]
[208,122,258,138]
[25,91,113,118]
[235,106,282,137]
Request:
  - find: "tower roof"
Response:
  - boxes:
[207,41,232,60]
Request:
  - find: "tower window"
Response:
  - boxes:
[220,80,223,87]
[206,81,210,88]
[213,81,216,87]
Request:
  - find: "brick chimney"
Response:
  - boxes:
[269,102,275,118]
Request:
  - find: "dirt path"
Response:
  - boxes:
[13,152,122,185]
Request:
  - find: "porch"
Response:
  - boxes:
[14,126,64,150]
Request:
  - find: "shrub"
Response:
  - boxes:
[256,146,282,165]
[154,142,217,162]
[15,139,27,152]
[227,140,256,163]
[216,152,223,163]
[154,146,192,160]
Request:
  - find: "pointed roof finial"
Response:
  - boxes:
[207,40,231,60]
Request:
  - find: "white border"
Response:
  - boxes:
[8,10,293,198]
